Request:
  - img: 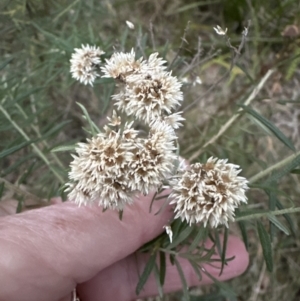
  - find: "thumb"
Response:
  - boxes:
[0,193,173,301]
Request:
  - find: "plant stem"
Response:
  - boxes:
[236,207,300,222]
[0,105,65,184]
[249,150,300,184]
[15,103,65,169]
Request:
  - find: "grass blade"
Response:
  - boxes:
[166,224,194,250]
[237,220,249,251]
[276,199,296,236]
[174,257,190,301]
[159,251,166,286]
[76,102,100,136]
[257,221,273,272]
[219,227,229,276]
[240,104,295,151]
[267,214,290,235]
[188,225,208,252]
[136,252,156,295]
[0,141,31,159]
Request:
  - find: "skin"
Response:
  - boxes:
[0,194,249,301]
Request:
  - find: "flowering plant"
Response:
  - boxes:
[66,42,249,296]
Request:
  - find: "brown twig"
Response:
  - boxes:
[168,21,190,71]
[184,20,251,112]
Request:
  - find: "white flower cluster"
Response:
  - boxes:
[68,45,248,227]
[70,45,104,86]
[66,114,177,210]
[102,50,184,128]
[169,157,248,227]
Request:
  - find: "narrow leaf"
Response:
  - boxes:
[51,145,76,153]
[41,120,71,139]
[268,187,277,241]
[267,214,290,235]
[236,62,254,83]
[174,257,190,301]
[219,227,229,276]
[188,225,208,252]
[276,199,296,236]
[136,252,156,295]
[0,141,31,158]
[76,102,99,136]
[265,154,300,184]
[0,182,5,199]
[240,104,295,151]
[16,200,23,214]
[188,260,202,281]
[237,220,249,251]
[153,264,163,298]
[159,251,166,286]
[257,221,273,272]
[166,224,194,250]
[169,253,175,265]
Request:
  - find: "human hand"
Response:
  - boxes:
[0,193,249,301]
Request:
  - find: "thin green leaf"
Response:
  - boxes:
[236,62,254,83]
[240,104,295,151]
[188,225,208,252]
[267,214,290,235]
[41,120,71,139]
[159,251,166,286]
[219,227,229,276]
[166,224,194,250]
[0,182,5,199]
[153,264,163,298]
[237,220,249,251]
[265,154,300,184]
[118,210,123,221]
[136,252,156,295]
[268,187,277,241]
[169,253,175,265]
[257,221,273,272]
[213,228,222,257]
[201,269,237,301]
[51,144,76,152]
[188,260,202,281]
[13,87,45,105]
[76,102,99,136]
[276,199,296,236]
[0,141,31,159]
[174,257,190,301]
[290,168,300,174]
[16,200,23,214]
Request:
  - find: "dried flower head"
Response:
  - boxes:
[70,44,105,85]
[66,119,178,210]
[101,49,144,80]
[113,71,183,124]
[66,123,139,210]
[127,122,177,195]
[169,157,248,227]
